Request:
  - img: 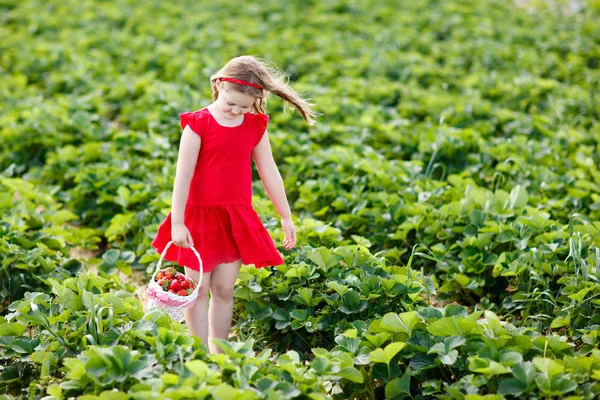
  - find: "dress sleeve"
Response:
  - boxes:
[254,113,270,147]
[179,112,203,138]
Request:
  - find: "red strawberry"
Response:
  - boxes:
[169,281,182,291]
[156,272,165,280]
[177,289,187,296]
[181,281,189,289]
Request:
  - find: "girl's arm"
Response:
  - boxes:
[252,131,296,249]
[171,125,201,247]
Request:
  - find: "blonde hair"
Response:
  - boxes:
[210,56,317,126]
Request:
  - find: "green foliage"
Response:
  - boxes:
[0,177,98,314]
[1,0,600,398]
[233,245,428,354]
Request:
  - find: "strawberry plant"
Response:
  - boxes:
[1,0,599,398]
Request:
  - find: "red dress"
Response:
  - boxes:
[151,107,285,273]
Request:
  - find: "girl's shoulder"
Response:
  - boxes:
[183,107,211,119]
[246,112,269,128]
[179,108,211,137]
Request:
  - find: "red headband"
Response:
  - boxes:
[219,77,263,90]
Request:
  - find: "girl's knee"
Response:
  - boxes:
[186,267,211,299]
[196,274,212,298]
[210,281,235,300]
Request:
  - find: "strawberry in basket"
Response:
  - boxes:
[146,241,203,321]
[155,266,197,297]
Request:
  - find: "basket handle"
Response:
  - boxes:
[152,241,204,306]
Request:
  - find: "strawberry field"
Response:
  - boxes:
[1,0,600,398]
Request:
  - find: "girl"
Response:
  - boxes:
[151,55,316,353]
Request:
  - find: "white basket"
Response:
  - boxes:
[146,241,203,321]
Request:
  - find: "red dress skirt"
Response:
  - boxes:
[151,108,284,273]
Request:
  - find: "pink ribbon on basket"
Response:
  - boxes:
[147,284,193,307]
[147,285,168,302]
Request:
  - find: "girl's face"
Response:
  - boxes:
[215,85,256,119]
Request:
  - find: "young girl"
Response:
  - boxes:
[151,55,316,353]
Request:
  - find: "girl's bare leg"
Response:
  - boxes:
[184,266,212,349]
[208,259,242,353]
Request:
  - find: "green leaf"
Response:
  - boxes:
[369,342,406,364]
[327,281,349,296]
[428,336,465,366]
[105,213,135,242]
[445,336,467,351]
[351,235,372,248]
[549,377,577,395]
[102,249,120,265]
[272,309,289,322]
[418,307,443,320]
[469,357,511,377]
[338,367,364,383]
[335,336,361,355]
[186,360,210,379]
[364,332,391,347]
[307,248,343,269]
[295,288,315,306]
[311,357,329,374]
[385,368,411,398]
[162,373,179,386]
[64,358,86,379]
[499,351,523,366]
[534,357,564,378]
[290,309,308,321]
[380,311,420,335]
[340,291,367,314]
[0,323,27,336]
[550,315,571,329]
[509,185,528,209]
[116,186,131,208]
[444,304,468,317]
[427,317,479,336]
[11,337,40,354]
[567,287,591,303]
[112,346,132,373]
[211,384,257,400]
[498,378,527,395]
[439,350,459,366]
[47,385,62,397]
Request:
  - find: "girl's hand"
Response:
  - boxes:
[281,217,296,249]
[172,223,194,248]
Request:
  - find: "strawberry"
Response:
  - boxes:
[177,289,187,296]
[156,272,165,280]
[181,281,189,289]
[169,281,182,291]
[165,272,173,280]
